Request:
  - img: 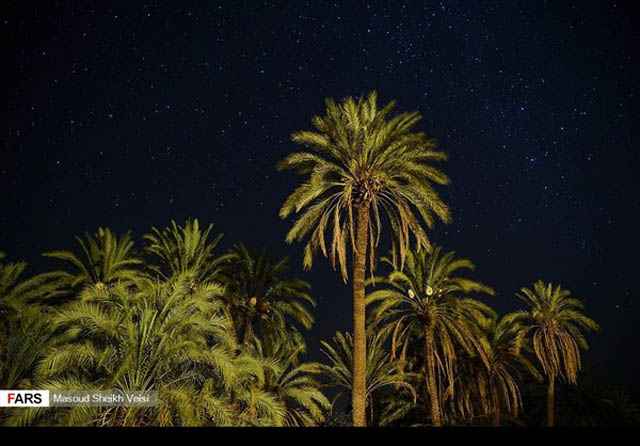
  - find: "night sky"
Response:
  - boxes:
[1,1,638,394]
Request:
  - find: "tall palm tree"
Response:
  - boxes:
[218,243,316,354]
[316,331,415,426]
[143,218,228,282]
[278,92,451,425]
[42,228,142,293]
[506,280,599,427]
[367,246,494,426]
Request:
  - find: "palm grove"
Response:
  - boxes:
[0,92,632,427]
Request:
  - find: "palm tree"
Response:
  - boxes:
[601,390,640,426]
[217,243,316,354]
[316,331,415,426]
[143,218,228,282]
[278,91,451,425]
[0,252,58,403]
[42,228,142,294]
[6,274,252,426]
[506,280,599,426]
[454,315,541,426]
[367,246,494,426]
[245,340,330,426]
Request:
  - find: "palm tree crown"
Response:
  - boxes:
[454,315,541,425]
[143,219,226,281]
[42,227,141,290]
[507,280,599,384]
[278,90,451,280]
[217,243,316,353]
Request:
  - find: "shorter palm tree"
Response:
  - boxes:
[602,390,640,426]
[244,340,330,426]
[218,243,316,354]
[42,228,142,294]
[143,219,228,282]
[316,331,415,426]
[453,315,541,425]
[367,246,494,426]
[505,280,599,426]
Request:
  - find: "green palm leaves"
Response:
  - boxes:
[316,331,415,425]
[508,280,599,384]
[278,91,451,280]
[1,221,328,427]
[144,219,226,280]
[245,341,330,426]
[366,246,495,426]
[43,227,142,289]
[279,91,451,426]
[12,275,237,426]
[506,280,599,426]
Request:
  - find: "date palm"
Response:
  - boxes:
[367,246,494,426]
[6,274,256,426]
[245,340,330,426]
[143,218,228,282]
[278,91,451,425]
[454,315,541,426]
[218,243,316,354]
[505,280,599,426]
[1,251,56,313]
[0,253,58,399]
[42,228,142,294]
[316,330,415,426]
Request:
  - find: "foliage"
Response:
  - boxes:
[278,90,451,280]
[506,280,599,384]
[366,246,495,425]
[315,330,416,425]
[217,243,315,354]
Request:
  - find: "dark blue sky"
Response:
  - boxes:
[1,1,638,393]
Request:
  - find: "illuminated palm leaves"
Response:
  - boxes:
[0,253,56,395]
[453,315,541,425]
[368,246,495,383]
[506,280,599,384]
[143,218,227,281]
[278,91,451,281]
[43,227,142,290]
[12,275,241,426]
[245,341,330,426]
[316,331,415,424]
[366,246,495,425]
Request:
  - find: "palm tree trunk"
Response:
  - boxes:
[491,398,501,427]
[424,326,441,427]
[546,374,555,427]
[490,382,500,426]
[242,319,253,344]
[351,203,369,427]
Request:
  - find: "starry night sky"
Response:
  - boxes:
[1,1,638,394]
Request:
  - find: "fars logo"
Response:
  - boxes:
[0,390,49,407]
